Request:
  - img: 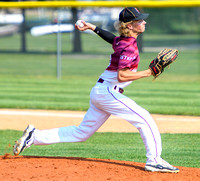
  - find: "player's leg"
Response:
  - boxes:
[92,87,162,161]
[34,103,110,145]
[13,103,110,155]
[96,88,179,173]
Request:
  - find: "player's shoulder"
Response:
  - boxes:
[114,37,136,46]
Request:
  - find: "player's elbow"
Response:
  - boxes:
[118,68,133,82]
[117,72,127,82]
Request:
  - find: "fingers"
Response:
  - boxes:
[75,21,96,32]
[75,20,88,31]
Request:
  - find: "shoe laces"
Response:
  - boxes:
[159,159,176,169]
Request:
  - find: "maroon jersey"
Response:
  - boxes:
[106,36,140,72]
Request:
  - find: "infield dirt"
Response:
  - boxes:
[0,109,200,181]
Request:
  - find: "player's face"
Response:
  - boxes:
[131,20,147,34]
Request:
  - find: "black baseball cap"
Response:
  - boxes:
[119,7,149,22]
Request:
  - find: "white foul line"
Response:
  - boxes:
[0,110,85,118]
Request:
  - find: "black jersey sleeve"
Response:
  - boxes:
[94,26,116,44]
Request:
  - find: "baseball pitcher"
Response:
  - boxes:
[13,7,179,173]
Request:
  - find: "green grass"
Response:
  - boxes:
[0,32,199,54]
[1,130,199,168]
[0,33,199,115]
[0,77,199,115]
[143,34,200,47]
[0,32,114,54]
[0,50,199,115]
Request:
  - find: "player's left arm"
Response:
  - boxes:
[117,68,152,82]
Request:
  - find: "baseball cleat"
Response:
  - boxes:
[13,124,35,156]
[145,159,179,173]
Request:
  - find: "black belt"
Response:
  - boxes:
[97,78,124,94]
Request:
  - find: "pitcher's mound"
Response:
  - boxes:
[1,155,199,181]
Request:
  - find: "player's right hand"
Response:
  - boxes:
[75,21,96,32]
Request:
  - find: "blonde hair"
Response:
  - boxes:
[114,20,134,37]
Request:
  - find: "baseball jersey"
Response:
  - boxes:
[99,36,140,88]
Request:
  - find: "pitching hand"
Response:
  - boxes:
[75,21,96,31]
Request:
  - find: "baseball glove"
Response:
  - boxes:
[149,48,179,79]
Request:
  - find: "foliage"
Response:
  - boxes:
[144,8,200,34]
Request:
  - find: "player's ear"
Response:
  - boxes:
[127,22,134,30]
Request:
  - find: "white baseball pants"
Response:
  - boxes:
[33,82,162,164]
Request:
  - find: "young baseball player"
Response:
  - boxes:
[13,7,179,173]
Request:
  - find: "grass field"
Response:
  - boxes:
[1,130,199,168]
[0,33,199,53]
[0,48,199,115]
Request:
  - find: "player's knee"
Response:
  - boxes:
[75,128,91,142]
[79,136,89,142]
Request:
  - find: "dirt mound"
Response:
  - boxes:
[1,155,199,181]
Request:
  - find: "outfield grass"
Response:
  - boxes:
[0,76,199,115]
[1,130,199,168]
[0,33,199,115]
[0,32,199,53]
[0,49,199,115]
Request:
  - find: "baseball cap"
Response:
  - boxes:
[119,7,149,22]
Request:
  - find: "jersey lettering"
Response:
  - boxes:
[120,55,136,61]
